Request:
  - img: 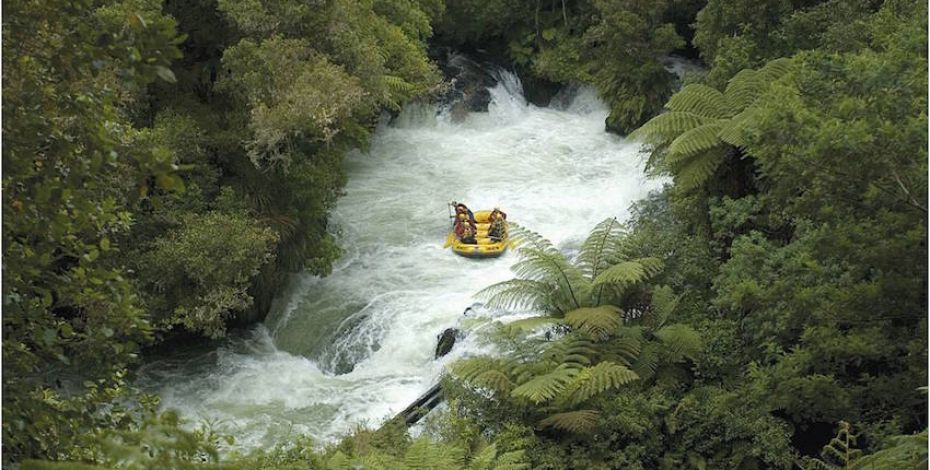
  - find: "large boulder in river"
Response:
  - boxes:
[436,52,497,113]
[435,328,464,358]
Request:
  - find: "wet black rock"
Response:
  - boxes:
[437,52,498,114]
[435,327,464,359]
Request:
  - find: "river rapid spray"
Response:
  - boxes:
[137,70,666,451]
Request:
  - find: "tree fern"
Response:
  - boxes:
[850,430,927,470]
[564,306,621,341]
[451,357,515,395]
[478,279,556,312]
[654,323,702,362]
[672,147,727,192]
[538,410,600,433]
[564,361,639,405]
[576,217,626,279]
[510,366,579,404]
[492,450,530,470]
[646,285,680,330]
[667,123,725,162]
[404,439,465,470]
[665,83,729,117]
[629,111,713,144]
[507,223,557,253]
[631,342,660,381]
[468,443,498,470]
[592,258,663,288]
[632,58,795,192]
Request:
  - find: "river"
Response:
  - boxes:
[137,70,665,451]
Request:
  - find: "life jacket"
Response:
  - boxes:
[460,223,475,238]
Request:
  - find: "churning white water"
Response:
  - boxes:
[137,71,665,451]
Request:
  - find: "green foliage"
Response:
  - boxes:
[631,58,794,192]
[2,0,184,462]
[801,423,928,470]
[137,211,278,337]
[479,220,663,314]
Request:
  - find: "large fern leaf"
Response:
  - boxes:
[564,306,621,341]
[756,57,793,84]
[655,323,702,361]
[567,361,639,404]
[672,148,727,192]
[404,439,465,470]
[665,84,728,118]
[503,316,561,332]
[510,366,578,403]
[576,217,626,279]
[477,279,554,312]
[666,123,724,163]
[716,108,756,149]
[492,450,531,470]
[592,258,658,289]
[451,357,515,394]
[723,69,764,111]
[508,223,557,253]
[629,111,713,144]
[647,285,680,330]
[538,410,600,433]
[601,331,642,367]
[632,342,660,381]
[468,443,497,470]
[511,248,590,310]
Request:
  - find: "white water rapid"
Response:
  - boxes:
[137,71,665,451]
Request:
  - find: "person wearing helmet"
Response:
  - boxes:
[459,222,477,245]
[488,208,507,241]
[453,211,477,244]
[455,203,475,224]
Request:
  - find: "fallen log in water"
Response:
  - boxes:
[393,382,443,426]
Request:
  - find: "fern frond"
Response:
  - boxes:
[633,257,664,278]
[602,333,642,367]
[451,357,514,394]
[632,342,660,381]
[655,323,702,361]
[477,279,553,312]
[492,449,531,470]
[468,443,497,470]
[508,223,556,253]
[647,285,680,330]
[717,108,755,148]
[538,410,600,433]
[666,123,724,163]
[510,366,578,404]
[558,335,598,367]
[567,362,639,404]
[504,316,561,332]
[473,370,515,395]
[672,148,726,192]
[665,84,727,118]
[849,430,927,470]
[592,261,647,288]
[564,306,621,341]
[327,451,352,470]
[404,439,465,470]
[629,112,713,145]
[723,69,763,111]
[756,57,793,84]
[576,217,626,279]
[512,248,590,310]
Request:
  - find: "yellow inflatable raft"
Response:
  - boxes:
[446,210,509,258]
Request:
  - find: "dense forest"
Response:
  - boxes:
[2,0,927,468]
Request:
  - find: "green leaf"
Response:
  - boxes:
[154,65,177,83]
